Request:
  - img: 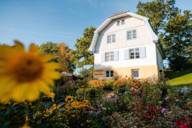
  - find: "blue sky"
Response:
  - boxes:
[0,0,192,49]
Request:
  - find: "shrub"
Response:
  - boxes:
[76,87,103,104]
[88,80,105,88]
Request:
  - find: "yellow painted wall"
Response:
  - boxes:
[94,65,159,80]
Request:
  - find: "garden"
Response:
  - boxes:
[0,42,191,127]
[0,0,192,127]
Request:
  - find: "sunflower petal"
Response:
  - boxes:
[29,43,39,53]
[14,40,25,51]
[45,62,61,70]
[25,84,39,101]
[42,54,55,62]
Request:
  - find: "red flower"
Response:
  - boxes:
[130,87,137,96]
[176,120,182,126]
[180,124,189,128]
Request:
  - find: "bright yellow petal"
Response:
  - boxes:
[38,80,52,94]
[0,93,11,104]
[42,54,55,62]
[11,84,28,102]
[42,71,61,84]
[29,43,39,53]
[25,83,40,101]
[0,77,15,96]
[45,62,61,70]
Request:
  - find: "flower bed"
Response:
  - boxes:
[0,78,192,128]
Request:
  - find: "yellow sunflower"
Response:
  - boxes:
[65,96,73,102]
[0,42,61,103]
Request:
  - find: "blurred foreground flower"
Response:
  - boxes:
[0,41,60,103]
[65,95,73,102]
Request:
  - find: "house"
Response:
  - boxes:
[89,12,164,80]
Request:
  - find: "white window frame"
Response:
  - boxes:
[107,34,116,43]
[106,70,114,77]
[131,69,139,79]
[105,51,114,62]
[129,48,140,59]
[127,30,137,40]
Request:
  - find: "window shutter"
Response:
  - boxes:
[112,34,116,42]
[114,51,119,61]
[140,47,146,58]
[124,49,129,60]
[101,53,105,62]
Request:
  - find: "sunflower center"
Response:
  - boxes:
[11,54,44,83]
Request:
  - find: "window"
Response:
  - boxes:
[117,20,120,26]
[135,48,140,58]
[131,69,139,79]
[107,36,111,43]
[126,47,146,60]
[129,49,134,59]
[107,34,116,43]
[112,34,116,42]
[121,19,125,25]
[127,30,137,40]
[129,48,140,59]
[105,52,114,62]
[117,19,125,26]
[104,51,119,62]
[106,70,114,77]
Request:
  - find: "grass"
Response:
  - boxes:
[167,71,192,86]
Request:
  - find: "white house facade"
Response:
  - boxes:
[89,12,164,80]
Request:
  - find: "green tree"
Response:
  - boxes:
[74,27,96,78]
[40,42,58,55]
[40,42,75,73]
[137,0,178,34]
[137,0,192,70]
[163,11,192,70]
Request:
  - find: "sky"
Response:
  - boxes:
[0,0,192,49]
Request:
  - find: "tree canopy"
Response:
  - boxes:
[137,0,192,70]
[74,27,96,68]
[40,42,75,73]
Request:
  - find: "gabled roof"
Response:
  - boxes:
[89,12,158,52]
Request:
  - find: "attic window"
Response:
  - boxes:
[121,19,125,25]
[117,19,125,26]
[117,20,120,26]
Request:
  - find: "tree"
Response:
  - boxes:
[163,11,192,70]
[58,43,75,73]
[74,27,96,77]
[137,0,192,70]
[137,0,178,34]
[40,42,75,73]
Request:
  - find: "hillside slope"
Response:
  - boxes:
[167,71,192,86]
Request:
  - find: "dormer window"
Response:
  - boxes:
[117,20,120,26]
[121,19,125,25]
[117,19,125,26]
[107,34,116,43]
[127,30,137,40]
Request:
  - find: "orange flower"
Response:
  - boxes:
[88,80,105,88]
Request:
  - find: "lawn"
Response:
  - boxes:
[167,71,192,86]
